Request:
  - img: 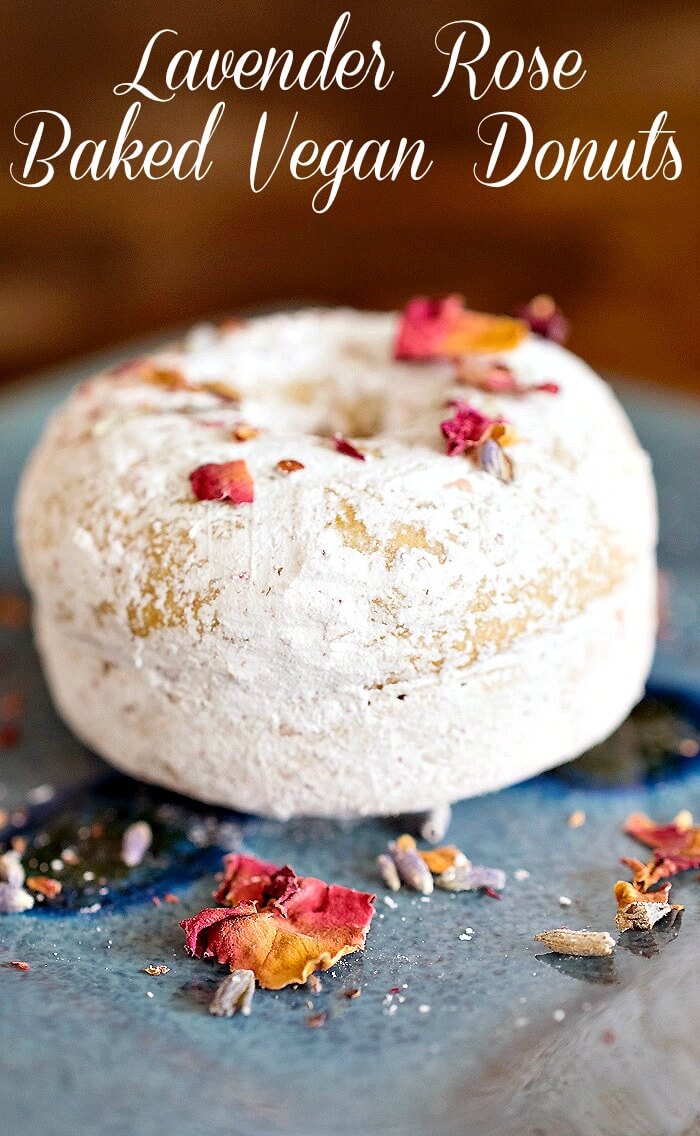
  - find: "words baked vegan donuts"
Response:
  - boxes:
[16,299,657,818]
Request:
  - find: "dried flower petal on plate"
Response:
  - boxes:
[418,846,469,876]
[613,879,679,932]
[26,875,62,899]
[624,811,700,875]
[209,969,256,1017]
[620,856,674,893]
[332,434,366,461]
[182,855,375,990]
[516,295,569,344]
[534,929,615,957]
[190,460,254,505]
[456,360,560,396]
[394,296,527,360]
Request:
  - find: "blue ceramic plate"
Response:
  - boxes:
[1,348,699,1136]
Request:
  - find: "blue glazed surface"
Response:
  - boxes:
[1,354,699,1136]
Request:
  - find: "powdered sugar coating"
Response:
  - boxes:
[16,308,657,817]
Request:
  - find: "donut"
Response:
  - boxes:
[16,300,657,819]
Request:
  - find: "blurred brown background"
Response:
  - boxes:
[1,1,698,391]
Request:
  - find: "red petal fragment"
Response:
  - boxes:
[190,460,254,505]
[456,361,560,396]
[516,295,569,344]
[332,434,366,461]
[394,296,465,360]
[395,296,527,360]
[214,853,284,906]
[623,812,700,877]
[184,854,375,990]
[440,403,499,457]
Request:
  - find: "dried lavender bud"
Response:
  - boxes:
[209,969,256,1018]
[480,439,513,483]
[534,929,615,957]
[388,841,434,895]
[0,850,25,888]
[376,853,401,892]
[0,882,35,914]
[435,864,506,893]
[419,804,452,845]
[121,821,153,868]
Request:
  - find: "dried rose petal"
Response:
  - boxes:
[620,856,673,893]
[516,295,569,344]
[613,879,679,933]
[456,360,560,396]
[624,811,700,876]
[441,404,499,457]
[26,876,62,899]
[276,459,305,474]
[395,296,527,360]
[419,846,469,875]
[182,855,375,990]
[9,960,30,971]
[190,460,254,505]
[332,434,366,461]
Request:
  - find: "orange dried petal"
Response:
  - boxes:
[418,846,468,875]
[183,856,375,990]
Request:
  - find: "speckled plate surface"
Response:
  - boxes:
[1,350,699,1136]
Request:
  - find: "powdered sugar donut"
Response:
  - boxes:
[16,301,657,818]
